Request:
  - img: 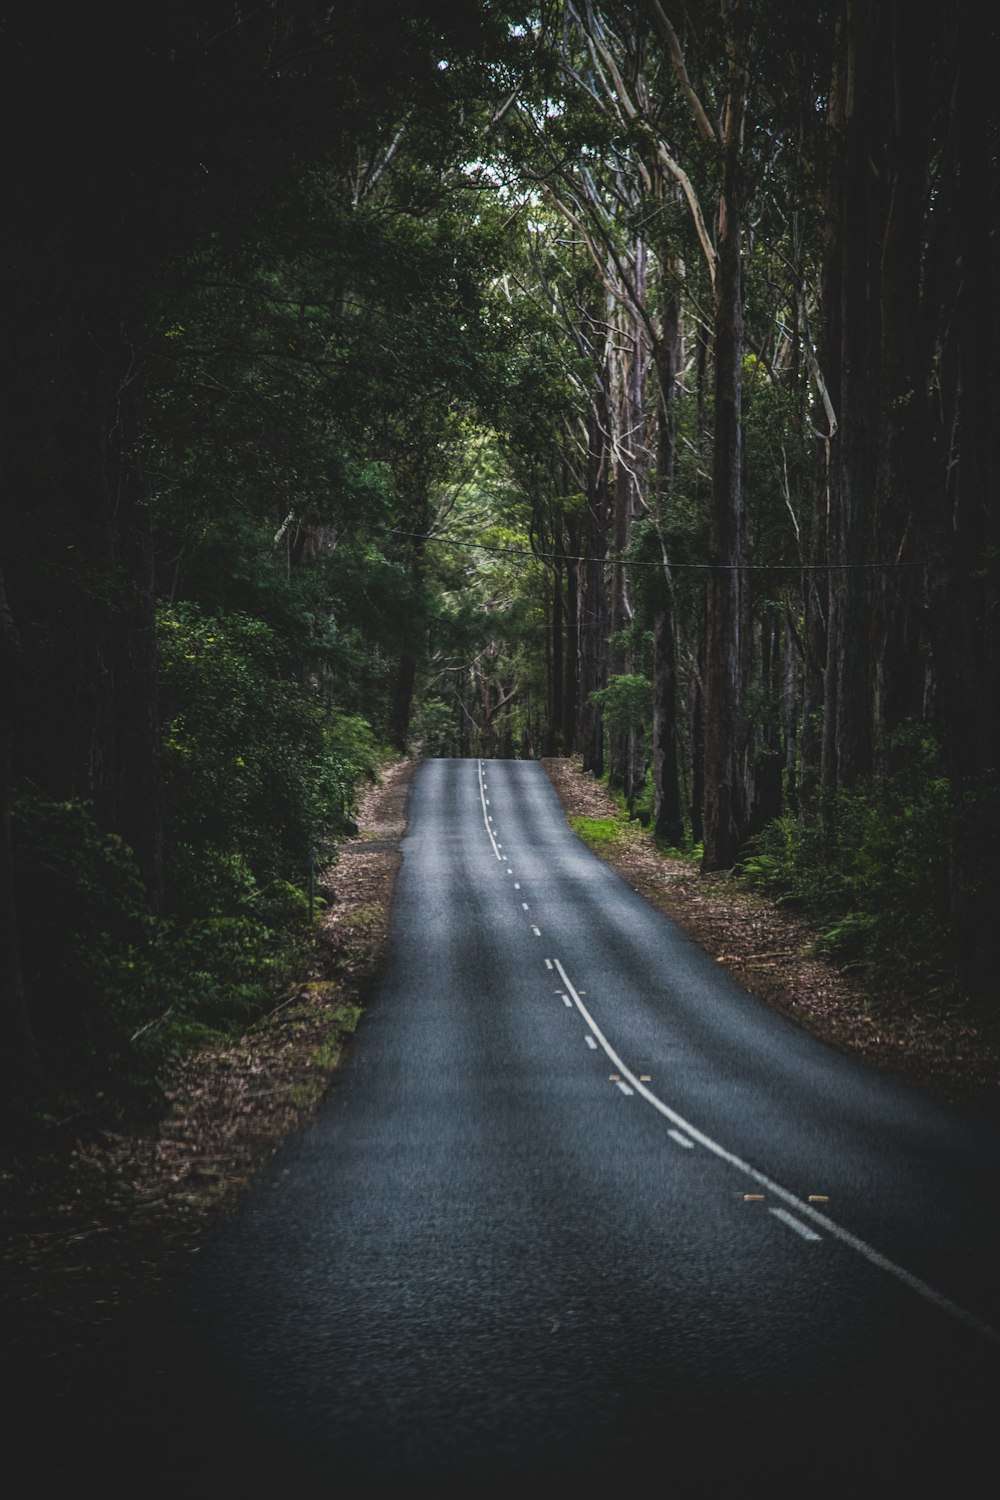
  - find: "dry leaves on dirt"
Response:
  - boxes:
[0,757,418,1372]
[541,757,1000,1110]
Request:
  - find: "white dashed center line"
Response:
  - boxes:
[549,955,999,1344]
[477,761,502,862]
[585,1035,597,1049]
[668,1129,695,1149]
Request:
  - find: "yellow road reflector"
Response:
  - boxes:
[640,1075,652,1082]
[743,1193,765,1201]
[808,1195,830,1203]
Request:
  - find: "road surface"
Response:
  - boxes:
[43,759,1000,1494]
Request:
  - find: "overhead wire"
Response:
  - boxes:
[385,529,924,572]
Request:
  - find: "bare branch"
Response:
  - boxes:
[647,0,717,142]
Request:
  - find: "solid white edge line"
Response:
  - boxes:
[477,760,503,861]
[551,957,1000,1345]
[770,1207,822,1243]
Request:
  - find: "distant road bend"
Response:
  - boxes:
[58,759,1000,1494]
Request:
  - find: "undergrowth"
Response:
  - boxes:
[741,725,954,1007]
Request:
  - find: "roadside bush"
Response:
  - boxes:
[9,608,381,1120]
[12,793,164,1109]
[158,602,377,903]
[742,725,953,1002]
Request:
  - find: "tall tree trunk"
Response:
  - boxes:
[650,286,683,840]
[607,246,649,800]
[702,21,750,870]
[928,3,1000,1000]
[652,589,683,844]
[577,396,611,774]
[821,0,882,796]
[0,556,41,1102]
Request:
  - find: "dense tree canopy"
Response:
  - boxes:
[2,1,997,1120]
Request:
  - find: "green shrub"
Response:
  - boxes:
[12,793,164,1108]
[742,725,953,1002]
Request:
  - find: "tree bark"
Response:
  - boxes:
[701,17,750,870]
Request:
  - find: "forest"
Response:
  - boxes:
[2,0,997,1125]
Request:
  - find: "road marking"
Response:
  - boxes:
[615,1080,634,1097]
[668,1129,695,1149]
[522,901,530,910]
[531,925,541,937]
[477,761,502,861]
[585,1036,597,1049]
[513,882,521,890]
[550,957,1000,1345]
[770,1208,822,1243]
[562,995,572,1007]
[507,868,513,875]
[544,959,553,971]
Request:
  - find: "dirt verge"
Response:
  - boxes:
[0,757,417,1371]
[542,757,999,1111]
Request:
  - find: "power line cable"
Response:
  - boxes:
[386,529,924,573]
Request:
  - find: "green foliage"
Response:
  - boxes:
[742,726,954,1002]
[412,696,461,757]
[12,794,162,1108]
[590,674,653,735]
[10,789,325,1111]
[158,602,377,907]
[569,815,624,848]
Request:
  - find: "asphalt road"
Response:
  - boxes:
[42,758,1000,1495]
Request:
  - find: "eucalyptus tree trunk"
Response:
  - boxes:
[870,2,934,765]
[651,289,683,845]
[545,549,565,756]
[0,558,40,1100]
[701,26,750,871]
[928,2,1000,1001]
[607,241,649,804]
[577,397,611,775]
[820,0,881,796]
